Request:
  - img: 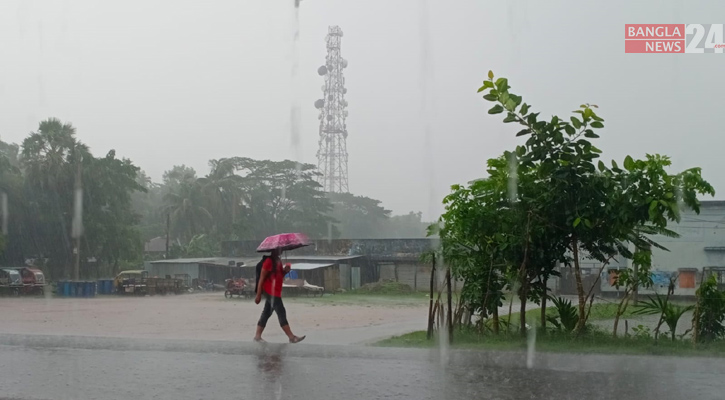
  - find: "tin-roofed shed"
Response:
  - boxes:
[147,257,259,285]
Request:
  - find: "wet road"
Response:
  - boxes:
[0,334,722,400]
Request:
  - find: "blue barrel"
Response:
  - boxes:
[63,281,71,297]
[56,281,63,296]
[75,281,83,297]
[96,280,104,295]
[87,281,96,297]
[105,280,113,294]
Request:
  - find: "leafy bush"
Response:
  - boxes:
[631,324,651,339]
[547,296,578,332]
[694,276,725,342]
[633,294,694,341]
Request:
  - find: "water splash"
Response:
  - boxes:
[71,188,83,238]
[290,2,303,174]
[526,319,536,369]
[294,162,302,181]
[419,0,436,222]
[507,152,518,203]
[438,310,450,367]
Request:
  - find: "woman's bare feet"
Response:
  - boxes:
[289,335,306,344]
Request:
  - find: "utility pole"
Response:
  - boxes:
[1,192,7,236]
[71,154,83,280]
[165,213,170,259]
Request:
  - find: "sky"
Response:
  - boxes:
[1,0,724,221]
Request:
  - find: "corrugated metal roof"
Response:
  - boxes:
[150,257,257,266]
[283,255,362,261]
[288,263,334,270]
[150,258,218,264]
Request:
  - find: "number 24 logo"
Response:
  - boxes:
[686,24,724,53]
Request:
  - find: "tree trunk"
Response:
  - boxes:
[507,283,515,333]
[632,259,639,305]
[540,299,547,331]
[612,290,631,338]
[654,279,676,341]
[540,277,548,332]
[692,301,699,344]
[426,258,436,340]
[446,268,453,343]
[572,237,587,332]
[492,306,499,334]
[165,213,170,259]
[519,280,529,337]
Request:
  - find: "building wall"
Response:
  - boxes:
[147,263,199,280]
[222,238,438,258]
[557,202,725,298]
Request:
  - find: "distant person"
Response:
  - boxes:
[254,248,305,343]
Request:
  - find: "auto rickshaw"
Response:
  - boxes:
[0,268,22,296]
[114,270,148,295]
[15,267,46,295]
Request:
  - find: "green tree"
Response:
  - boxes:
[131,170,166,242]
[199,158,245,240]
[11,118,146,278]
[611,247,655,337]
[692,275,725,342]
[231,158,337,239]
[163,165,197,188]
[163,176,212,244]
[81,150,145,275]
[477,71,714,331]
[20,118,88,277]
[327,192,391,238]
[0,138,24,264]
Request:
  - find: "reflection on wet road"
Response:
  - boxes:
[0,334,722,400]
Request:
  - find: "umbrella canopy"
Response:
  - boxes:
[256,233,312,252]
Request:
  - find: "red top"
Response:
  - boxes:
[262,257,284,297]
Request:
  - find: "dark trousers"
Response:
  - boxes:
[258,293,288,328]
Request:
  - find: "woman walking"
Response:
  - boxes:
[254,248,306,343]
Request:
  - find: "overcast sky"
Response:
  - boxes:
[1,0,723,220]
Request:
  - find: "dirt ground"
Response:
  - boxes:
[0,292,430,345]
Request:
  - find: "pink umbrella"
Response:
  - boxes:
[256,233,312,252]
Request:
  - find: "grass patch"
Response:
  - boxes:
[285,280,430,307]
[285,291,429,307]
[503,301,678,325]
[376,328,725,357]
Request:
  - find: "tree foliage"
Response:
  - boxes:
[435,72,715,336]
[0,118,145,278]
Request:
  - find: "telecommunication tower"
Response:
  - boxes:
[315,26,349,193]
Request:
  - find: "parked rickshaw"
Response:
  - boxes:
[15,267,46,295]
[114,270,148,295]
[0,268,22,296]
[224,278,252,299]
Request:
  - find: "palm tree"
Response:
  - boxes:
[163,175,213,244]
[20,119,88,277]
[200,158,245,238]
[633,294,694,341]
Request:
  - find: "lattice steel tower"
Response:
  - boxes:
[315,25,349,193]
